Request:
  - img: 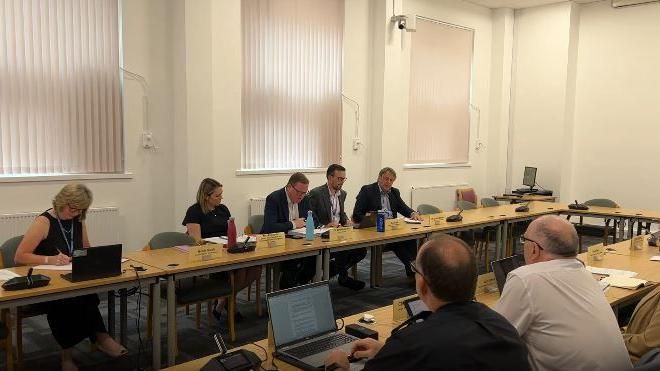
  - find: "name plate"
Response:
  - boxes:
[587,244,605,264]
[631,235,645,250]
[256,232,286,249]
[188,244,221,263]
[386,218,404,231]
[428,213,444,226]
[329,226,353,242]
[393,294,419,323]
[476,272,497,294]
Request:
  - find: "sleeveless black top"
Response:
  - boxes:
[34,210,83,257]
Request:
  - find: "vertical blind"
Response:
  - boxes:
[241,0,343,170]
[0,0,123,176]
[408,18,473,164]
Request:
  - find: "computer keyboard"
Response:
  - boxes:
[287,333,354,359]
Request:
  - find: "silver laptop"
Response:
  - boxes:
[267,281,360,371]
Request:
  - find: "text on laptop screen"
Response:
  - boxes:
[268,283,337,347]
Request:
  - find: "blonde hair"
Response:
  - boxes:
[196,178,222,214]
[52,183,93,220]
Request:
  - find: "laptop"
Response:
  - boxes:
[354,213,377,229]
[490,254,526,293]
[61,244,123,283]
[402,296,429,317]
[267,281,361,371]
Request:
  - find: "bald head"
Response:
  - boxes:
[417,234,477,303]
[526,215,579,258]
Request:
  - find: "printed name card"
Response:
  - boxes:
[329,226,353,242]
[393,294,419,322]
[476,272,497,294]
[587,244,605,264]
[256,232,286,249]
[428,213,445,226]
[630,235,645,251]
[386,218,404,231]
[188,244,221,263]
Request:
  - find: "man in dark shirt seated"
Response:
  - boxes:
[262,172,319,289]
[352,167,422,278]
[324,234,531,371]
[308,164,366,290]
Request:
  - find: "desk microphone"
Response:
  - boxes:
[515,203,529,212]
[568,200,589,210]
[446,209,463,222]
[2,267,50,291]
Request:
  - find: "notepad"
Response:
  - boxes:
[288,227,330,236]
[601,276,648,290]
[404,217,422,224]
[0,269,21,281]
[586,266,638,278]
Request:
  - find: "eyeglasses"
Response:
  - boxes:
[68,205,83,213]
[409,261,426,281]
[520,235,544,250]
[291,185,309,197]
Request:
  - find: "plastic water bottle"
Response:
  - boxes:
[305,211,315,241]
[376,210,385,232]
[227,217,237,248]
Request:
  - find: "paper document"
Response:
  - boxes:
[204,235,257,244]
[602,276,648,290]
[0,269,21,281]
[586,266,638,278]
[650,256,660,262]
[404,218,422,224]
[34,264,72,271]
[288,228,330,236]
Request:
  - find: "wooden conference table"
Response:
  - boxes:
[127,201,660,368]
[0,259,165,369]
[164,236,660,371]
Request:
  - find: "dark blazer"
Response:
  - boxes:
[363,302,531,371]
[352,182,414,223]
[261,187,318,234]
[307,184,348,226]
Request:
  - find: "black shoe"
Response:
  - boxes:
[214,309,244,323]
[338,275,365,291]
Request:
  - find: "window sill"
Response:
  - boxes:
[403,162,472,170]
[0,173,134,183]
[236,168,326,176]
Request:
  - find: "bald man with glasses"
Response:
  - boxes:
[496,215,631,371]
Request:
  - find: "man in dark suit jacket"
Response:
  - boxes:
[353,167,423,277]
[324,235,531,371]
[261,172,318,289]
[308,164,367,290]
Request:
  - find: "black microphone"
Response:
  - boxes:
[447,209,463,222]
[26,267,34,286]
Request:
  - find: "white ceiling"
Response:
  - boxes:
[464,0,598,9]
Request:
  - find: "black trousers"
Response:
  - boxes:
[386,240,418,273]
[42,294,107,349]
[330,248,367,278]
[279,257,317,289]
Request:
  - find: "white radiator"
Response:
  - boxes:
[410,184,469,212]
[0,207,123,246]
[248,198,267,217]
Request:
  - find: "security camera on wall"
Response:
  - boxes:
[391,14,416,32]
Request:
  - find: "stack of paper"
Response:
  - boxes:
[586,266,638,278]
[404,218,422,224]
[0,269,21,281]
[602,276,648,290]
[288,227,331,236]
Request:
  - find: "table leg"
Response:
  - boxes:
[501,221,508,259]
[107,291,115,339]
[495,223,503,260]
[120,288,128,346]
[167,275,176,367]
[370,246,376,288]
[314,253,323,282]
[323,249,330,281]
[151,280,161,371]
[376,246,383,287]
[265,264,272,293]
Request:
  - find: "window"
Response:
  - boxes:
[241,0,343,171]
[407,18,473,165]
[0,0,123,176]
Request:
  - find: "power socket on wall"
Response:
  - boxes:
[141,131,155,149]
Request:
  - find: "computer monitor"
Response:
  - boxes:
[522,166,537,189]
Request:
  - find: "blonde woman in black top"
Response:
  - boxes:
[15,184,126,371]
[183,178,262,322]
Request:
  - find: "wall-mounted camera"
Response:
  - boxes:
[391,14,416,32]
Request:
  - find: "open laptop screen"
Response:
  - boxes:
[491,254,526,293]
[267,282,337,348]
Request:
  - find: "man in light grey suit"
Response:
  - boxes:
[308,164,367,290]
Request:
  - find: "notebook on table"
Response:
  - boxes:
[267,281,362,371]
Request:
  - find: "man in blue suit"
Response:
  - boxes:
[353,167,423,278]
[262,172,319,289]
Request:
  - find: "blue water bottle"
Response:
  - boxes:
[305,210,315,241]
[376,210,385,232]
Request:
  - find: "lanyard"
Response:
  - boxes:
[56,216,75,255]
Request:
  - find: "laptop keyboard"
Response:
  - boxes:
[287,333,354,359]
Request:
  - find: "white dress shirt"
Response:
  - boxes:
[285,188,299,230]
[328,185,341,225]
[495,258,632,371]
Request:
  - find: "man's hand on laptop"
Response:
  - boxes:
[352,338,383,360]
[324,350,349,371]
